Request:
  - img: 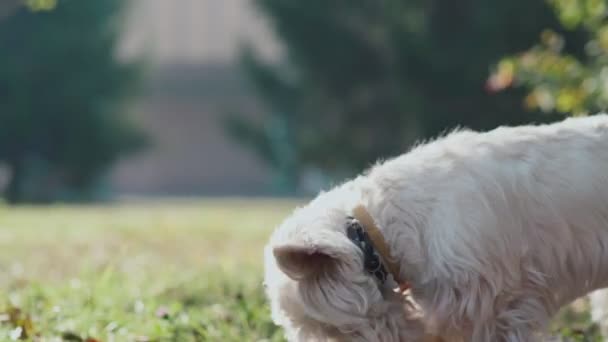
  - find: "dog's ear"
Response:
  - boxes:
[273,244,337,280]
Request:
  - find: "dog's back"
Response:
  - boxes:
[266,114,608,342]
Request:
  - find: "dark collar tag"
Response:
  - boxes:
[346,217,389,283]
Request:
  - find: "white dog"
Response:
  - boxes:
[264,115,608,341]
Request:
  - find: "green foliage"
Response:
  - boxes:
[493,0,608,115]
[229,0,583,188]
[25,0,57,11]
[0,0,145,203]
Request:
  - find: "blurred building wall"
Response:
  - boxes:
[110,0,281,196]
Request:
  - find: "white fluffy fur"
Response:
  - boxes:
[264,115,608,341]
[590,289,608,341]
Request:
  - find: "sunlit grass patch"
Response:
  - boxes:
[0,199,300,341]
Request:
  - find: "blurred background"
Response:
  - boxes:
[0,0,602,204]
[0,0,606,340]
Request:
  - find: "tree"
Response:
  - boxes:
[492,0,608,116]
[0,0,145,203]
[0,0,56,21]
[228,0,586,192]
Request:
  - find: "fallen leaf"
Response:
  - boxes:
[2,307,34,339]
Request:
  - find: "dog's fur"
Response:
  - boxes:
[264,115,608,341]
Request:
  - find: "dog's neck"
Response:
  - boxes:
[351,204,411,292]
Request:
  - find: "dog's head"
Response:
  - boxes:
[263,182,426,341]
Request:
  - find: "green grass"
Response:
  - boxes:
[0,199,299,341]
[0,199,601,341]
